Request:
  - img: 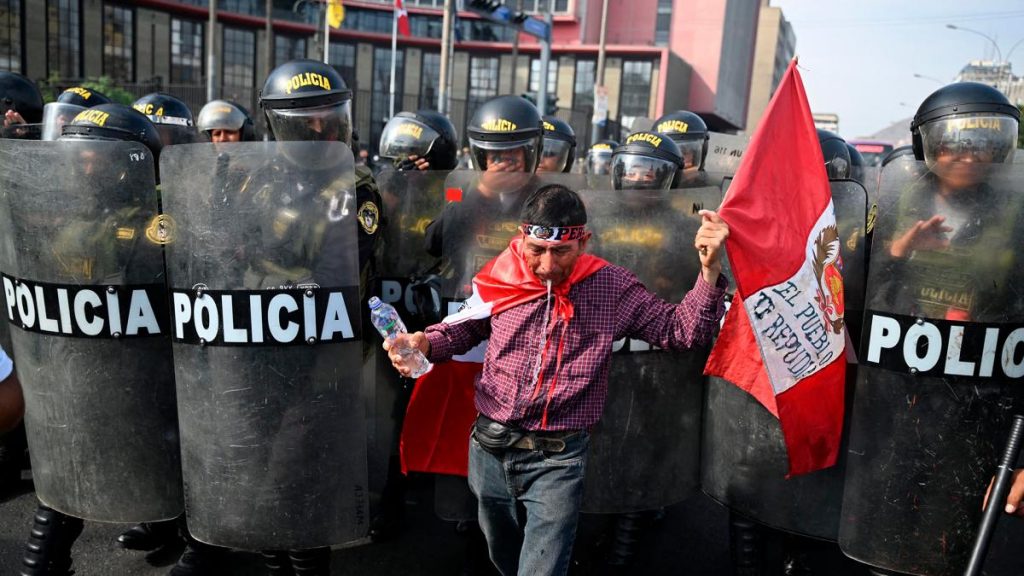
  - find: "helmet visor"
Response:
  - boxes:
[154,124,199,146]
[42,102,86,141]
[538,137,572,173]
[612,154,679,190]
[380,118,441,161]
[266,101,352,145]
[469,137,538,172]
[587,149,613,175]
[920,113,1017,167]
[677,139,704,171]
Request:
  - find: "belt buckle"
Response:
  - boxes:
[533,436,566,453]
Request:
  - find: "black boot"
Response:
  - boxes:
[289,547,331,576]
[169,539,225,576]
[730,513,764,576]
[604,511,653,572]
[117,519,180,551]
[20,504,84,576]
[262,550,295,576]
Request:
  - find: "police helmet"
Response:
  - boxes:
[611,131,683,191]
[0,71,43,124]
[132,92,198,145]
[260,59,352,146]
[881,145,915,168]
[42,86,112,141]
[61,103,163,161]
[379,109,459,170]
[652,110,710,171]
[538,116,576,173]
[846,142,865,184]
[586,139,619,175]
[817,129,851,180]
[911,81,1019,167]
[466,95,543,173]
[197,99,256,142]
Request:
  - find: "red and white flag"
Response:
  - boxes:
[704,60,847,477]
[395,0,411,37]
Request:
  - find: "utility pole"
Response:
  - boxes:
[207,0,217,101]
[592,0,609,145]
[264,0,273,79]
[536,7,553,114]
[438,0,454,114]
[510,0,521,94]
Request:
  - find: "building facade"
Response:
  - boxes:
[0,0,764,149]
[744,0,793,133]
[955,59,1024,105]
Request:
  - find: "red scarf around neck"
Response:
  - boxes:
[472,236,608,428]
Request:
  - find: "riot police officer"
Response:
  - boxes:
[247,57,381,576]
[196,99,256,143]
[378,109,459,171]
[840,82,1023,576]
[537,115,576,173]
[133,92,199,146]
[586,139,618,175]
[652,109,710,174]
[610,130,683,190]
[41,86,112,141]
[0,71,43,139]
[18,103,167,576]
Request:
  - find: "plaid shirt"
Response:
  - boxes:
[424,265,728,431]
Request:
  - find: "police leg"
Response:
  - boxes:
[729,511,784,576]
[261,550,295,576]
[0,422,28,496]
[169,516,227,576]
[20,504,84,576]
[604,509,660,570]
[288,547,331,575]
[117,518,181,551]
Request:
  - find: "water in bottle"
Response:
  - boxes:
[368,296,433,378]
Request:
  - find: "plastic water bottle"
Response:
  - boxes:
[368,296,433,378]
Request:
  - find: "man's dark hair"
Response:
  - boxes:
[519,184,587,227]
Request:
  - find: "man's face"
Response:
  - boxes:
[522,233,589,286]
[480,146,530,193]
[485,147,526,172]
[210,129,241,143]
[537,154,561,173]
[623,163,657,186]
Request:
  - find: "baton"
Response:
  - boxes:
[963,414,1024,576]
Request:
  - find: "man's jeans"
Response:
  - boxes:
[467,431,589,576]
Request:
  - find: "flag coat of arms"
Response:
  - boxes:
[704,59,847,477]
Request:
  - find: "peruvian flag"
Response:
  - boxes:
[704,59,847,477]
[395,0,411,37]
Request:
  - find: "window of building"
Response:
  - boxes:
[103,3,132,82]
[0,0,21,73]
[468,56,499,119]
[371,46,404,152]
[620,60,653,117]
[275,34,306,67]
[47,0,81,78]
[419,52,441,109]
[573,59,595,110]
[329,42,356,91]
[223,27,255,88]
[520,0,570,14]
[170,18,203,84]
[655,0,671,46]
[529,57,556,97]
[219,0,262,16]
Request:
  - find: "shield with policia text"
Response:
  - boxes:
[400,171,586,521]
[367,168,449,509]
[0,139,181,522]
[579,185,721,513]
[160,142,368,550]
[700,178,868,540]
[838,156,1024,575]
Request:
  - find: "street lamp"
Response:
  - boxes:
[947,24,1003,63]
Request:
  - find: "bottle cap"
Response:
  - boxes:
[368,296,382,309]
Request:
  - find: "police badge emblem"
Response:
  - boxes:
[358,201,379,234]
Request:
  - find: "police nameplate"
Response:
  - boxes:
[170,286,362,346]
[863,310,1024,380]
[2,274,169,339]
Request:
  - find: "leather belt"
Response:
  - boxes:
[510,430,579,453]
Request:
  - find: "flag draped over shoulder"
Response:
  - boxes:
[704,60,847,477]
[400,237,607,475]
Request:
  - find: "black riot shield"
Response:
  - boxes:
[161,142,368,551]
[703,131,749,188]
[700,180,868,540]
[839,157,1024,575]
[429,171,588,521]
[0,139,180,522]
[577,186,719,514]
[367,168,448,509]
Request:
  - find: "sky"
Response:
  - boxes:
[770,0,1024,140]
